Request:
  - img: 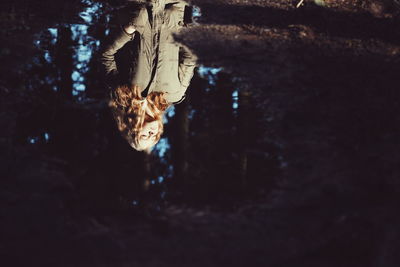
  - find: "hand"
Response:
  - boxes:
[123,24,136,35]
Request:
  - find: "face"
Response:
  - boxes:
[135,120,160,150]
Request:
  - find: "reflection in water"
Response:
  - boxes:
[4,2,398,265]
[10,0,282,210]
[232,90,239,110]
[27,132,50,145]
[73,1,102,96]
[149,65,229,198]
[33,0,102,97]
[102,1,197,152]
[155,137,170,158]
[192,5,202,19]
[197,66,223,86]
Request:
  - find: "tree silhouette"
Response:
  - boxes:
[54,25,74,100]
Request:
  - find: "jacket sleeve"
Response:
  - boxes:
[101,27,135,78]
[178,45,197,90]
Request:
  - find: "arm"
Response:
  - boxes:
[172,46,197,104]
[101,25,136,76]
[178,45,197,90]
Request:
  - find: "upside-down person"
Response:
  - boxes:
[101,0,197,152]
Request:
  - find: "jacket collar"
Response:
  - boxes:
[146,0,185,8]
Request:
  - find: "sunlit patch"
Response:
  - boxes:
[79,0,103,24]
[72,71,81,81]
[71,24,90,95]
[28,137,38,144]
[188,109,195,119]
[198,65,223,86]
[48,28,58,44]
[192,5,202,20]
[59,0,103,97]
[27,132,51,145]
[163,105,175,124]
[39,16,95,97]
[74,84,86,91]
[154,138,170,158]
[44,132,50,142]
[166,105,175,118]
[198,66,223,76]
[314,0,326,6]
[76,46,92,62]
[44,52,51,63]
[232,89,239,109]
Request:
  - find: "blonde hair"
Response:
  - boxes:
[109,85,170,151]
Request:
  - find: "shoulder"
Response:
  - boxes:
[164,2,186,29]
[117,3,149,34]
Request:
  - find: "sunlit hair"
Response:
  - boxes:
[109,85,169,152]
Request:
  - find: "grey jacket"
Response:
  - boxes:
[101,0,197,104]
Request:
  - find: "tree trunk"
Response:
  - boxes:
[237,89,251,187]
[172,95,190,186]
[55,26,74,100]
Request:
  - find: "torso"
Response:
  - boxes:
[130,2,186,103]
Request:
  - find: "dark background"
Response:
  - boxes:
[1,0,400,266]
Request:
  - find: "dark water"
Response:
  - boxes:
[4,1,400,266]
